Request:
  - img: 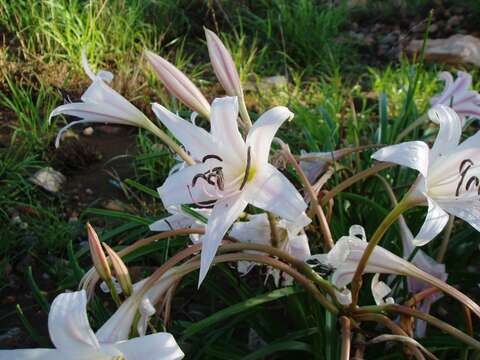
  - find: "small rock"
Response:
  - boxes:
[30,167,66,193]
[83,126,94,136]
[10,214,22,225]
[406,34,480,67]
[446,15,463,30]
[85,188,94,195]
[0,327,23,348]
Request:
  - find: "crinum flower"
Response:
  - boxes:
[0,290,183,360]
[152,96,307,285]
[308,225,480,318]
[372,105,480,246]
[430,71,480,125]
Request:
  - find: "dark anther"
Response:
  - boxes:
[202,154,223,163]
[192,173,208,187]
[456,159,474,196]
[466,176,480,191]
[164,219,174,231]
[239,146,252,191]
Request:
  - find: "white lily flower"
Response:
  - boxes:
[398,216,447,337]
[50,51,160,148]
[372,105,480,246]
[0,290,183,360]
[152,96,307,285]
[299,148,352,183]
[309,225,480,317]
[430,71,480,124]
[230,212,311,284]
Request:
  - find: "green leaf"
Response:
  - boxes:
[26,266,50,314]
[16,304,48,347]
[378,92,388,144]
[183,287,303,338]
[241,340,312,360]
[68,240,85,282]
[84,208,152,225]
[181,204,208,224]
[124,179,159,198]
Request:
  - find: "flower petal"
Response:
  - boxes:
[198,193,248,285]
[371,273,394,305]
[438,197,480,235]
[152,103,220,160]
[246,106,293,166]
[0,349,64,360]
[114,333,184,360]
[244,164,306,221]
[210,97,246,166]
[428,105,462,161]
[48,290,100,352]
[371,141,430,178]
[157,162,218,207]
[413,197,449,246]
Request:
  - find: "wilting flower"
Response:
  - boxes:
[0,290,184,360]
[97,269,182,342]
[372,105,480,246]
[230,212,311,284]
[145,50,211,118]
[308,225,480,318]
[430,71,480,124]
[153,96,307,285]
[398,216,448,337]
[50,51,163,148]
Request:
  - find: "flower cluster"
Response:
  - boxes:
[8,26,480,359]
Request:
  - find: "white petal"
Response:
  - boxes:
[371,273,393,305]
[48,290,100,352]
[210,97,246,166]
[157,162,217,207]
[149,212,199,232]
[287,234,311,260]
[246,106,293,166]
[152,103,220,161]
[230,213,271,246]
[428,105,462,161]
[371,141,430,178]
[0,350,64,360]
[81,50,113,83]
[114,333,184,360]
[198,193,248,285]
[244,164,307,221]
[438,197,480,235]
[413,197,449,246]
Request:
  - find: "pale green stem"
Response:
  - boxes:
[238,95,252,130]
[351,198,416,305]
[267,212,282,248]
[436,215,454,262]
[146,122,195,165]
[105,278,121,306]
[395,113,429,143]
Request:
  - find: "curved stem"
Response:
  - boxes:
[354,313,425,360]
[320,162,396,207]
[351,199,415,305]
[436,215,454,262]
[356,305,480,350]
[279,140,334,250]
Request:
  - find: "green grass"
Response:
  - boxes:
[0,0,478,358]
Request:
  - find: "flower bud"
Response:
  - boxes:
[86,223,112,282]
[102,243,133,297]
[145,50,211,118]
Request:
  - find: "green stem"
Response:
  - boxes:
[147,122,195,165]
[395,113,429,143]
[238,95,252,130]
[436,215,454,262]
[350,199,415,305]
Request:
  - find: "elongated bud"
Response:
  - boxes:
[145,50,211,119]
[204,28,252,128]
[102,243,133,297]
[86,223,112,282]
[204,27,242,97]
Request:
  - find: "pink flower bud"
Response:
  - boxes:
[204,28,242,98]
[103,243,133,296]
[86,223,111,282]
[145,50,210,118]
